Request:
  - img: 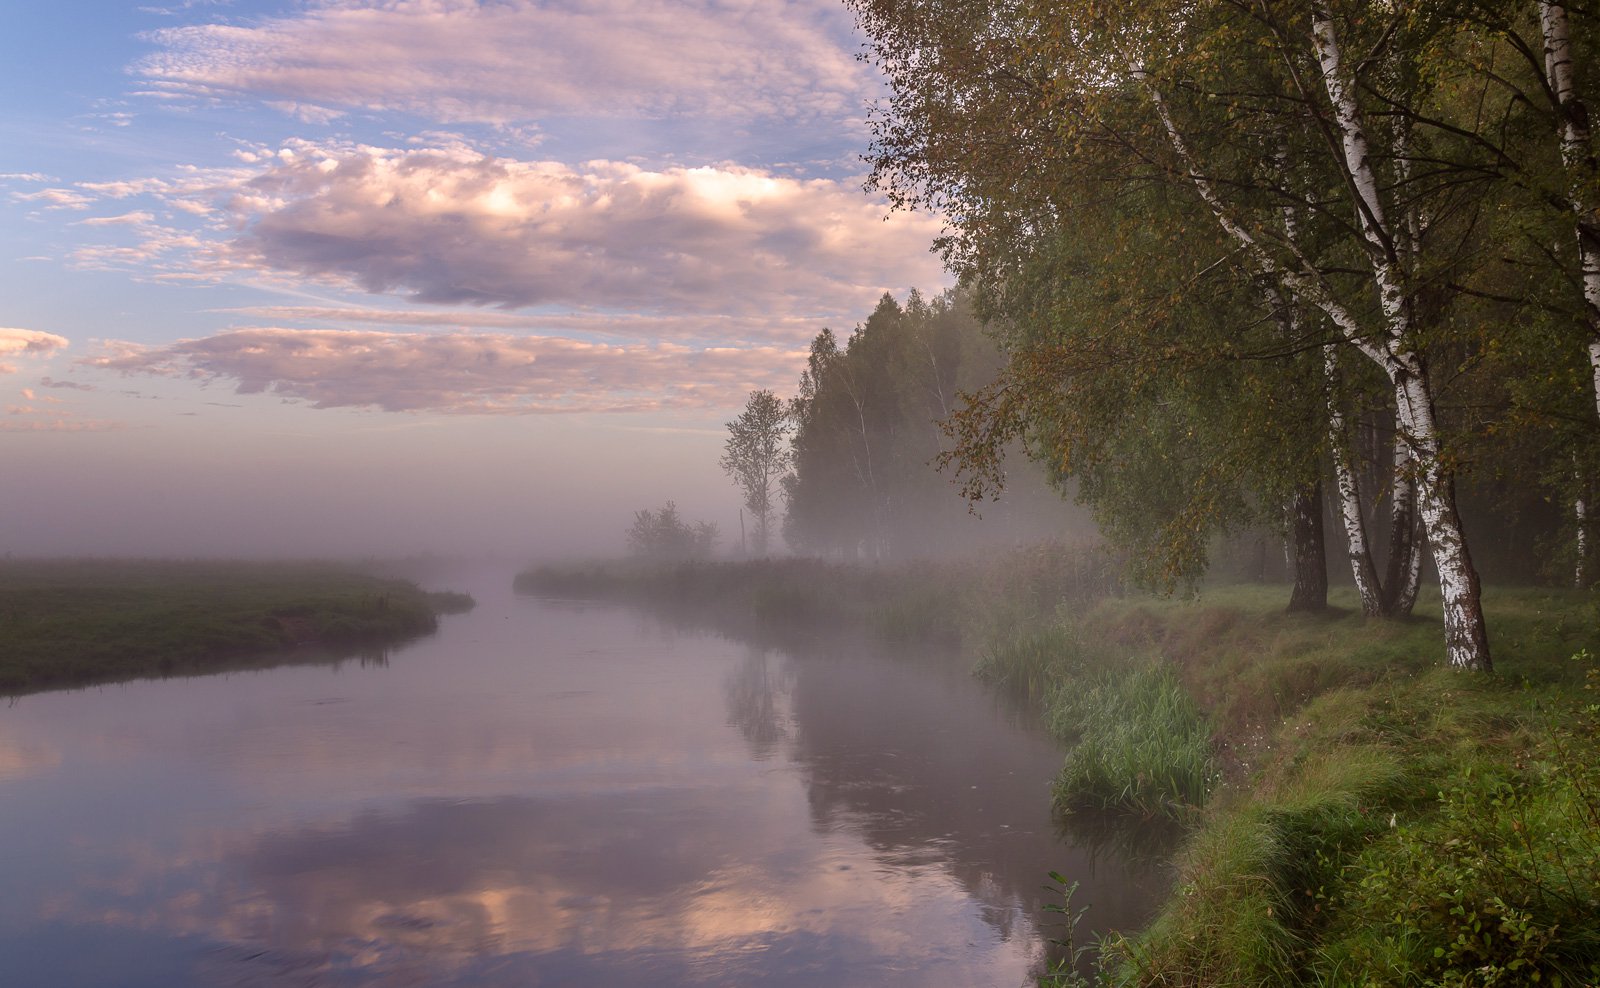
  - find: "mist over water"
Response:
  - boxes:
[0,564,1169,986]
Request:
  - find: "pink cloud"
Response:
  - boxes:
[170,144,947,318]
[75,211,157,227]
[0,329,70,373]
[11,188,94,210]
[135,0,873,125]
[84,328,806,414]
[213,306,827,346]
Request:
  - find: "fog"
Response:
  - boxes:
[0,379,1096,562]
[0,403,727,560]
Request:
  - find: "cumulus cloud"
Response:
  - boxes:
[85,328,805,414]
[0,329,70,373]
[134,0,874,126]
[12,188,94,210]
[174,142,945,317]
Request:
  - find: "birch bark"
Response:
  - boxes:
[1539,0,1600,422]
[1381,432,1423,617]
[1311,8,1490,670]
[1138,69,1438,627]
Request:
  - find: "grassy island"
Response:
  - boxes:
[518,550,1600,987]
[0,559,473,696]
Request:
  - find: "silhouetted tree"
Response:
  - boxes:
[721,389,791,556]
[626,502,718,561]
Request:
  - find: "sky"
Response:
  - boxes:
[0,0,950,559]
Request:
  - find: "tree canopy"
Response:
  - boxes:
[847,0,1600,670]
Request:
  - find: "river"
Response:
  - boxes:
[0,564,1171,986]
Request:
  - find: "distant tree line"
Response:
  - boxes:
[782,288,1004,557]
[626,502,718,561]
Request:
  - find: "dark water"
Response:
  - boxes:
[0,566,1171,987]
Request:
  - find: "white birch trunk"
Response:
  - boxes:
[1385,432,1424,617]
[1325,347,1383,614]
[1540,1,1600,422]
[1138,59,1486,664]
[1577,491,1589,588]
[1312,9,1491,670]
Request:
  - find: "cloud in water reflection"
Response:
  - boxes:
[28,790,1028,986]
[0,589,1169,986]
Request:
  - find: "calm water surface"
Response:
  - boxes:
[0,565,1170,986]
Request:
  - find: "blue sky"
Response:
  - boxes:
[0,0,948,557]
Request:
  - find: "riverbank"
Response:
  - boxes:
[1024,586,1600,986]
[515,541,1119,644]
[518,555,1600,986]
[0,559,474,695]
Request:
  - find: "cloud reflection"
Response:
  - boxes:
[33,791,1032,987]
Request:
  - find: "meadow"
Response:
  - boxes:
[0,559,470,695]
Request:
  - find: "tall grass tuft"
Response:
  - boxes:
[1050,663,1215,819]
[975,623,1089,702]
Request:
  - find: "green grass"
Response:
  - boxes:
[1050,663,1217,819]
[0,559,472,695]
[976,623,1092,700]
[1054,585,1600,987]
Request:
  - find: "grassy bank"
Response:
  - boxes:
[1011,586,1600,987]
[0,559,473,695]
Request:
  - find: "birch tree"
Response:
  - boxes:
[721,390,791,556]
[850,0,1500,667]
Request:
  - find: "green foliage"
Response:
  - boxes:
[1084,587,1600,987]
[1319,654,1600,986]
[850,0,1600,622]
[1038,875,1105,988]
[975,623,1089,702]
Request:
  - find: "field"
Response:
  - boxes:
[0,559,471,695]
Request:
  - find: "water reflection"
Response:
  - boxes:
[725,647,794,760]
[712,625,1175,971]
[0,568,1170,986]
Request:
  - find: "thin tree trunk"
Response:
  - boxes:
[1578,456,1592,589]
[1540,1,1600,422]
[1577,492,1589,588]
[1287,480,1328,612]
[1380,433,1422,617]
[1312,10,1491,670]
[1326,347,1384,615]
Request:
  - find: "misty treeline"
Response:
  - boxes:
[843,0,1600,672]
[709,288,1086,560]
[626,502,719,561]
[784,288,1007,556]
